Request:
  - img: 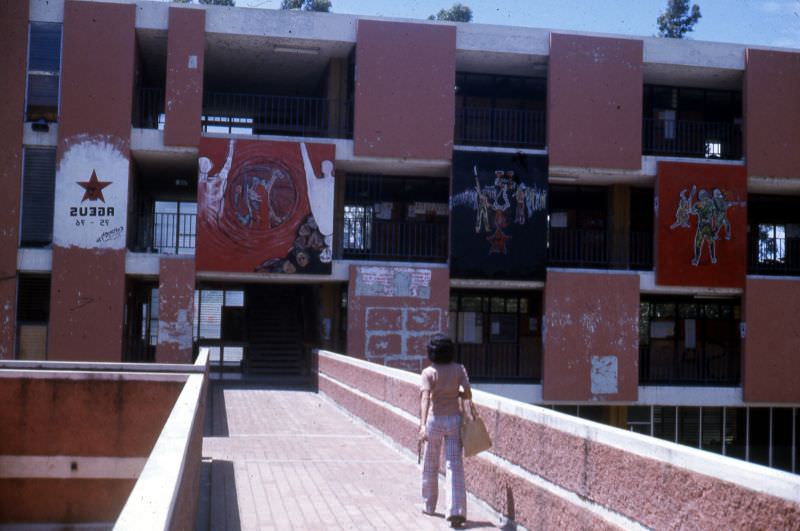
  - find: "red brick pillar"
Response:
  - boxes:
[47,1,136,361]
[0,1,30,358]
[164,6,205,147]
[156,257,196,363]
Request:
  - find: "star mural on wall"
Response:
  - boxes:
[77,170,111,202]
[486,228,511,255]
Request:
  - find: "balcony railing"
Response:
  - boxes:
[547,228,654,270]
[639,344,740,385]
[132,212,196,255]
[642,118,742,160]
[748,236,800,276]
[455,106,546,149]
[456,342,542,382]
[341,219,447,262]
[134,87,165,129]
[202,92,352,138]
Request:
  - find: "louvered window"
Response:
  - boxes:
[27,22,61,122]
[20,147,56,246]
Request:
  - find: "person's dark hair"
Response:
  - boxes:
[427,333,455,364]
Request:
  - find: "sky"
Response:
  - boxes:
[203,0,800,50]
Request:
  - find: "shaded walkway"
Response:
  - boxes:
[196,382,501,530]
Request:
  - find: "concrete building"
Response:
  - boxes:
[2,0,799,477]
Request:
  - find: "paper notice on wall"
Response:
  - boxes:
[355,266,432,299]
[491,321,500,335]
[550,212,568,228]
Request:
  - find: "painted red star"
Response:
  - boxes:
[487,228,511,255]
[77,170,111,203]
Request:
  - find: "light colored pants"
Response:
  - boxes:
[422,414,466,519]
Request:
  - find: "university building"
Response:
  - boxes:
[2,0,799,475]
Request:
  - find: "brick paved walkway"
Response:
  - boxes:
[196,382,502,530]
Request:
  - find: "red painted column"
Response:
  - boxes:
[155,257,195,363]
[353,20,456,160]
[543,270,639,401]
[0,1,29,359]
[346,265,449,372]
[164,6,205,147]
[744,49,800,179]
[743,277,800,403]
[47,1,136,361]
[548,33,643,170]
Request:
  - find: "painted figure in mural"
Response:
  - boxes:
[690,189,717,266]
[712,188,734,241]
[199,139,235,221]
[473,176,491,234]
[513,175,526,225]
[670,185,696,230]
[301,142,335,263]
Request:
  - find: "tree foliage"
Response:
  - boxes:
[428,3,472,22]
[200,0,235,5]
[657,0,701,38]
[281,0,332,12]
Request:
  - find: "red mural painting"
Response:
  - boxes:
[196,138,335,274]
[656,162,747,288]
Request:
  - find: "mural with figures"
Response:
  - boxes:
[450,152,548,279]
[196,138,335,274]
[657,161,747,288]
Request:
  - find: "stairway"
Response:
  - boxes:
[244,288,307,378]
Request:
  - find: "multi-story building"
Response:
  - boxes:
[2,0,799,475]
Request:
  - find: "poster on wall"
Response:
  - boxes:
[450,152,548,279]
[196,138,335,274]
[53,136,130,250]
[656,161,747,288]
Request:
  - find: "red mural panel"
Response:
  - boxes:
[656,162,747,288]
[543,271,639,402]
[164,7,205,147]
[196,138,336,274]
[745,49,800,179]
[548,33,643,170]
[354,20,456,160]
[47,248,127,361]
[346,265,449,372]
[0,0,29,358]
[156,257,196,363]
[743,278,800,403]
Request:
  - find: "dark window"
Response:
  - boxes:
[678,407,700,448]
[749,408,770,466]
[653,406,676,442]
[772,408,793,472]
[16,275,51,360]
[341,174,448,262]
[27,22,61,122]
[701,407,723,454]
[725,407,747,459]
[449,291,541,381]
[20,147,56,247]
[639,297,741,385]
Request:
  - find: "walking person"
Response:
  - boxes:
[419,334,472,528]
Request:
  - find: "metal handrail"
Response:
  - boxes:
[455,106,546,148]
[341,218,448,262]
[642,118,742,159]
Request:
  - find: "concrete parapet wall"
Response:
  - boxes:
[0,351,209,528]
[317,350,800,530]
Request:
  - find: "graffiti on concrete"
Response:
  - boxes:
[355,267,432,299]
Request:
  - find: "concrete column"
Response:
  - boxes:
[325,58,347,136]
[609,184,631,268]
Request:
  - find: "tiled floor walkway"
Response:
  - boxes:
[196,381,501,530]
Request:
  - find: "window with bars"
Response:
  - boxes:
[26,22,62,122]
